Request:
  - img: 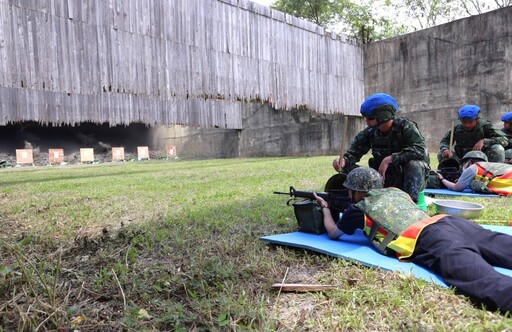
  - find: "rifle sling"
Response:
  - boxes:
[479,171,496,187]
[367,221,397,255]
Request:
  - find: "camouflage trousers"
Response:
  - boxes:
[344,159,429,202]
[437,144,505,163]
[469,180,493,194]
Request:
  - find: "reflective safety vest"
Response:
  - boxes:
[474,162,512,196]
[356,188,446,260]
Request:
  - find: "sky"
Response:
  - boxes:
[246,0,501,33]
[250,0,274,6]
[247,0,413,31]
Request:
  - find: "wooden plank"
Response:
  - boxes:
[0,4,10,86]
[0,0,364,127]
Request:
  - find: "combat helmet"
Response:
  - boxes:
[343,167,384,192]
[458,105,480,120]
[360,93,398,122]
[460,151,488,163]
[501,112,512,123]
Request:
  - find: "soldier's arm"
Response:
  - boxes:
[441,165,476,191]
[483,123,508,148]
[438,129,452,153]
[342,129,371,167]
[391,121,427,164]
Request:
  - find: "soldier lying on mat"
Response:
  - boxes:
[436,151,512,196]
[314,167,512,313]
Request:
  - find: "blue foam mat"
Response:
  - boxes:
[260,225,512,287]
[424,188,500,197]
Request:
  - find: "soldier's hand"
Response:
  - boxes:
[313,192,328,208]
[332,158,345,172]
[473,139,484,151]
[378,156,392,181]
[441,149,452,159]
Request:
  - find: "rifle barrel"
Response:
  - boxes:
[273,191,291,195]
[272,189,328,200]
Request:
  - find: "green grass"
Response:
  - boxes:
[1,156,512,331]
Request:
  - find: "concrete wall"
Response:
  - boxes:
[151,104,364,159]
[3,4,511,160]
[364,7,512,152]
[155,6,512,160]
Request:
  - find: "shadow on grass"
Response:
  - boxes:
[0,193,297,331]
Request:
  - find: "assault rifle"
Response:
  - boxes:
[273,186,352,215]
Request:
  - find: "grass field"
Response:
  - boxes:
[1,156,512,331]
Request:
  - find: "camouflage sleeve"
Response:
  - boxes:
[390,120,428,164]
[503,128,512,147]
[343,128,371,167]
[438,129,452,153]
[482,122,508,148]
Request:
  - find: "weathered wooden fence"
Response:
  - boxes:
[0,0,364,128]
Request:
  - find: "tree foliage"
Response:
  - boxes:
[399,0,460,30]
[458,0,512,15]
[270,0,509,42]
[271,0,408,43]
[271,0,345,28]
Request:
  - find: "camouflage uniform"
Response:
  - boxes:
[355,187,431,256]
[502,128,512,161]
[343,117,430,202]
[502,127,512,150]
[438,119,508,163]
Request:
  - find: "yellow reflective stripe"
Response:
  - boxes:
[388,236,416,259]
[475,164,512,196]
[363,215,387,242]
[388,214,447,261]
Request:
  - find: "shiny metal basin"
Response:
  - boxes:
[434,199,484,219]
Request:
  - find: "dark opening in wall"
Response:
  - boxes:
[0,122,154,165]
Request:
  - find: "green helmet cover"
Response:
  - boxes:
[343,167,384,192]
[461,151,488,163]
[371,104,396,122]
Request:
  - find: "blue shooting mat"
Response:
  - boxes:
[260,225,512,288]
[424,188,500,198]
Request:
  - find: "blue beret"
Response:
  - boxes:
[501,112,512,123]
[360,93,398,116]
[458,105,480,120]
